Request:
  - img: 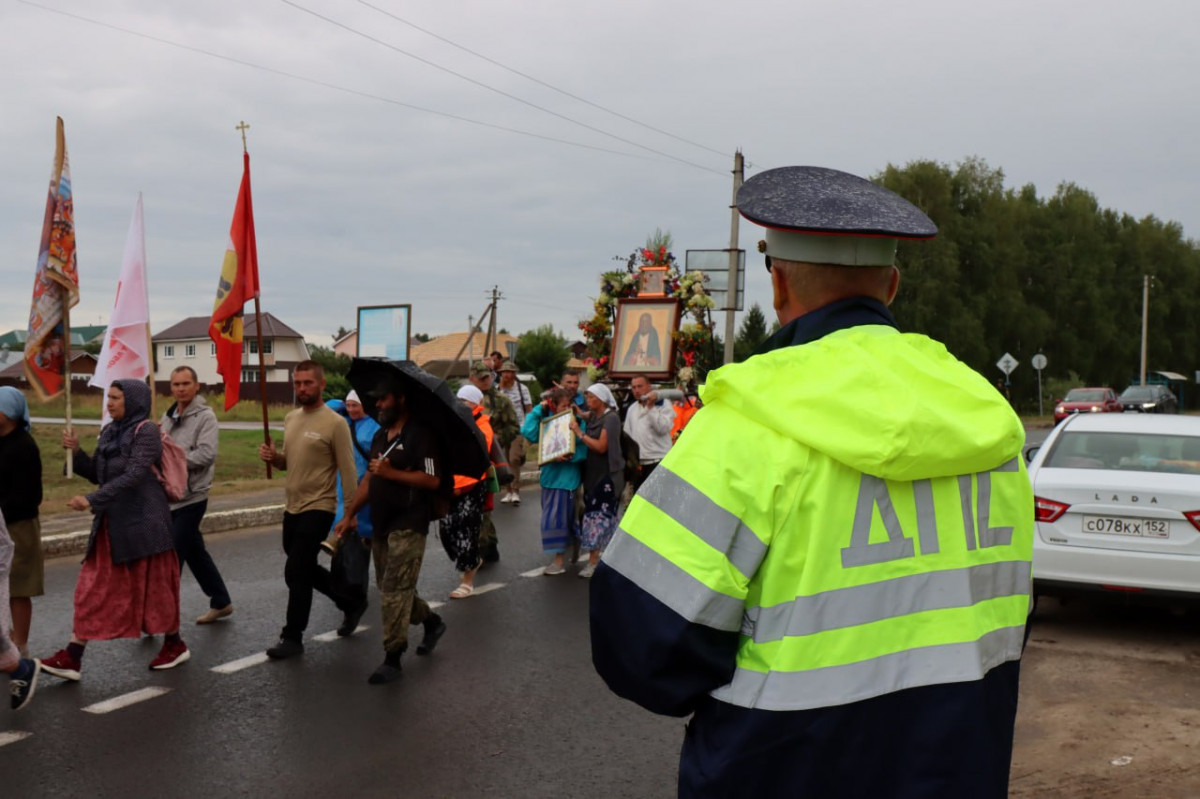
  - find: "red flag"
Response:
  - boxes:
[208,152,260,410]
[25,117,80,400]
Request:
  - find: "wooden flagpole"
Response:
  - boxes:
[61,289,74,478]
[253,297,271,479]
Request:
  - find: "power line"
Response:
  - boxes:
[278,0,728,177]
[353,0,730,161]
[17,1,667,162]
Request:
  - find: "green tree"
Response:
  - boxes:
[734,303,769,362]
[515,324,569,390]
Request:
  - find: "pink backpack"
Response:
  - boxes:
[136,420,190,502]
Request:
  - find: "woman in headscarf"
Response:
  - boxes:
[0,386,43,658]
[568,383,624,578]
[38,379,189,681]
[440,384,493,599]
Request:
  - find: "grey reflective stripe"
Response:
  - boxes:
[636,466,767,579]
[958,474,976,551]
[710,624,1026,712]
[744,559,1031,643]
[841,475,914,568]
[978,457,1017,548]
[601,527,745,632]
[913,478,938,555]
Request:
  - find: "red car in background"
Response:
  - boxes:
[1053,387,1123,424]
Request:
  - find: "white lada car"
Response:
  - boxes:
[1027,413,1200,598]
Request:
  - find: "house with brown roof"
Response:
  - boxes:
[152,313,309,403]
[410,331,519,378]
[0,350,100,393]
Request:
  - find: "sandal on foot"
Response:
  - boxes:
[449,583,475,599]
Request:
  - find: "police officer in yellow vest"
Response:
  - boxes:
[590,166,1033,798]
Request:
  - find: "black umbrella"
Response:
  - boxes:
[347,358,489,478]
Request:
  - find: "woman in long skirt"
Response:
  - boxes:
[439,385,493,599]
[521,388,587,575]
[39,379,189,681]
[568,384,625,579]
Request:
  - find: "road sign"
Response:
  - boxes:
[996,353,1018,376]
[1031,354,1047,371]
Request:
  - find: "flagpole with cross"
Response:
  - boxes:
[209,120,272,477]
[239,122,274,479]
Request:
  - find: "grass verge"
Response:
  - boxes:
[32,425,280,516]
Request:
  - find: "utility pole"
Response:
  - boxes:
[723,150,745,366]
[485,285,501,357]
[1139,274,1151,385]
[467,315,475,364]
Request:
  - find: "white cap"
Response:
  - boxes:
[456,384,484,405]
[345,389,361,405]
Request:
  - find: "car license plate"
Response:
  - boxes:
[1081,515,1170,538]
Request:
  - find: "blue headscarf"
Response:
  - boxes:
[97,379,153,456]
[0,386,30,433]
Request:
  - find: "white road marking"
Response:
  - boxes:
[520,567,545,578]
[428,601,445,610]
[0,731,32,748]
[470,582,507,596]
[210,652,269,674]
[313,625,369,642]
[83,687,171,715]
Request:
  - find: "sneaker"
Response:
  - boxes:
[10,659,40,711]
[149,639,191,670]
[38,649,82,682]
[367,661,402,685]
[511,495,521,507]
[338,600,369,637]
[499,493,513,504]
[416,616,447,656]
[578,562,597,579]
[266,638,304,660]
[195,605,234,625]
[543,561,566,576]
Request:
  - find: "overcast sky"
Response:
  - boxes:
[2,0,1197,347]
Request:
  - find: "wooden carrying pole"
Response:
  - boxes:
[62,286,74,478]
[253,288,272,478]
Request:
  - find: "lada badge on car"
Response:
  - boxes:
[1093,493,1158,504]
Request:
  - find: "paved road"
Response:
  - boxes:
[1,493,682,798]
[9,459,1198,796]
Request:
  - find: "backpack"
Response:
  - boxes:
[136,420,190,502]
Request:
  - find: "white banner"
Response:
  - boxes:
[91,194,152,422]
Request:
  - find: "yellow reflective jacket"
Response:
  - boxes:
[601,322,1033,712]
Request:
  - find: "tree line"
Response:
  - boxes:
[873,157,1199,410]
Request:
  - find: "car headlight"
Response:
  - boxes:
[1142,402,1155,409]
[1055,405,1065,414]
[1090,405,1102,412]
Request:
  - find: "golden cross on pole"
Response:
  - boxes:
[236,120,250,153]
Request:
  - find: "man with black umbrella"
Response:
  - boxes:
[335,378,447,684]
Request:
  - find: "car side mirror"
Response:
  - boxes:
[1024,445,1040,464]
